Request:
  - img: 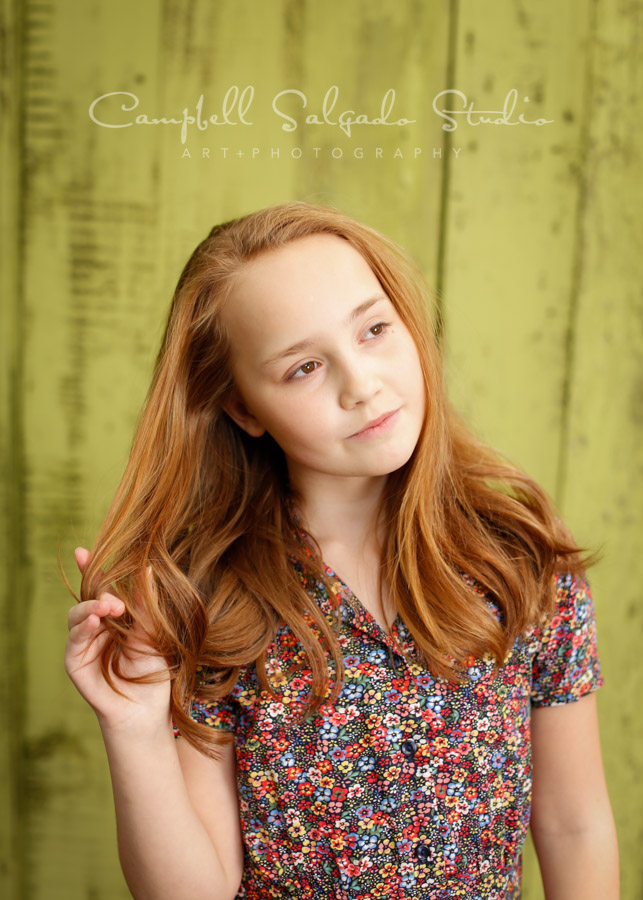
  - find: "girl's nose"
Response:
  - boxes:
[338,358,382,409]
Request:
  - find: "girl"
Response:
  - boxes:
[64,201,619,900]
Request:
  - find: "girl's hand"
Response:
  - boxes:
[65,547,172,737]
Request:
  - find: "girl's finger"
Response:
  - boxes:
[67,610,109,648]
[66,622,111,669]
[74,547,103,600]
[68,596,125,631]
[74,546,90,572]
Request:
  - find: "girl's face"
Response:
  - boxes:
[220,233,426,494]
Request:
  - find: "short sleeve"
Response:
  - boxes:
[530,572,604,707]
[172,665,238,738]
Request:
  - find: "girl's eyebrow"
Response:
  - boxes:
[261,294,388,367]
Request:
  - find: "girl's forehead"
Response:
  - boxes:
[241,232,374,284]
[225,236,383,321]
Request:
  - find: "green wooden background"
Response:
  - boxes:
[2,0,641,897]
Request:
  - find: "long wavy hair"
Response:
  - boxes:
[62,200,602,759]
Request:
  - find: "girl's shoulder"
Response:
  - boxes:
[525,570,604,706]
[456,565,598,637]
[523,570,598,645]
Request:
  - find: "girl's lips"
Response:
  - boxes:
[348,408,400,440]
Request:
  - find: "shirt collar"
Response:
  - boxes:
[289,515,416,660]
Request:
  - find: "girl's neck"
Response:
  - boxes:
[289,469,388,556]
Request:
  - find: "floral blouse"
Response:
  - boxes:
[173,534,604,899]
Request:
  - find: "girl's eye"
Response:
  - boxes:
[288,360,319,380]
[365,321,391,339]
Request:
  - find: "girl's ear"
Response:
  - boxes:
[221,387,266,438]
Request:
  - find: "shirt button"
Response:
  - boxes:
[502,845,514,867]
[401,739,418,757]
[415,843,430,864]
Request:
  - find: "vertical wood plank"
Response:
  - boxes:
[21,0,163,895]
[443,0,594,493]
[562,3,643,897]
[1,1,27,897]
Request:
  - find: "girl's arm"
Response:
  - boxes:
[100,721,242,900]
[530,692,619,899]
[65,548,243,900]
